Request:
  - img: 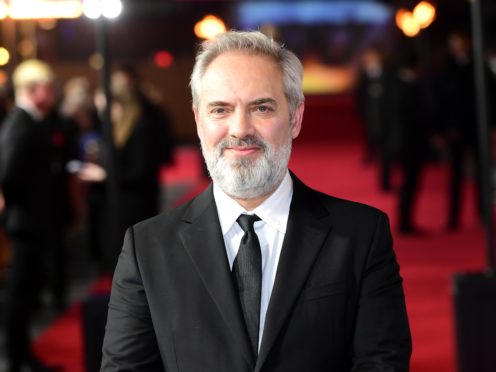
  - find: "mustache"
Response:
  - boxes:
[217,136,267,152]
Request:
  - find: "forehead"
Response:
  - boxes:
[199,52,284,99]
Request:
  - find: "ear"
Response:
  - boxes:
[291,101,304,139]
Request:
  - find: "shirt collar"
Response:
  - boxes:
[214,171,293,235]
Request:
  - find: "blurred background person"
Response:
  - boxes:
[78,65,176,273]
[0,83,15,279]
[394,53,432,235]
[60,76,104,264]
[0,59,77,372]
[356,46,398,192]
[439,32,479,230]
[110,65,175,168]
[436,32,488,230]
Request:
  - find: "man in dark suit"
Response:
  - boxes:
[0,59,73,372]
[101,31,411,371]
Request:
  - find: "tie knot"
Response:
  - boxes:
[237,214,260,233]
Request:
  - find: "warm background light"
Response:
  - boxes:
[9,0,82,20]
[413,1,436,29]
[396,8,420,37]
[0,1,8,19]
[0,47,10,66]
[194,15,226,40]
[38,19,58,31]
[395,9,408,29]
[401,12,420,37]
[396,1,436,37]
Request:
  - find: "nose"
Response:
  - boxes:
[228,110,255,139]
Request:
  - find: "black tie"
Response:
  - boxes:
[233,214,262,357]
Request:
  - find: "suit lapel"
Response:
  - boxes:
[178,185,255,368]
[256,176,333,371]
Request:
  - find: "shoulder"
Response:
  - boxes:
[2,107,29,126]
[0,108,32,141]
[315,188,386,223]
[133,203,189,236]
[319,190,385,219]
[292,175,389,234]
[131,185,213,239]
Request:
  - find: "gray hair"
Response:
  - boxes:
[190,30,304,119]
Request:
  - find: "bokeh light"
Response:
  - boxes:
[396,8,420,38]
[101,0,122,19]
[154,50,174,69]
[0,48,10,66]
[194,15,226,40]
[89,53,104,70]
[0,1,8,19]
[413,1,436,29]
[83,0,102,19]
[83,0,122,19]
[9,0,82,19]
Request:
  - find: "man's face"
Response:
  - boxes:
[194,52,303,200]
[30,82,55,113]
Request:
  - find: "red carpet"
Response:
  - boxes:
[32,96,486,372]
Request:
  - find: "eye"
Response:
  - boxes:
[209,106,230,117]
[255,105,273,113]
[211,107,226,114]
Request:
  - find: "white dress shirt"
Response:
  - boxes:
[213,171,293,349]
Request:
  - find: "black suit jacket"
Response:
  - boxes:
[101,175,411,371]
[0,107,76,234]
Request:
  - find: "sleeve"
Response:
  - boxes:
[101,227,165,372]
[0,122,31,197]
[351,212,412,372]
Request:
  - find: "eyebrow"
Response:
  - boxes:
[206,101,231,109]
[250,98,277,106]
[206,98,278,109]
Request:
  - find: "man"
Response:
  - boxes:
[0,59,74,372]
[356,46,398,192]
[438,32,483,230]
[101,31,411,371]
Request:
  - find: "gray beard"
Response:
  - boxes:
[201,135,292,200]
